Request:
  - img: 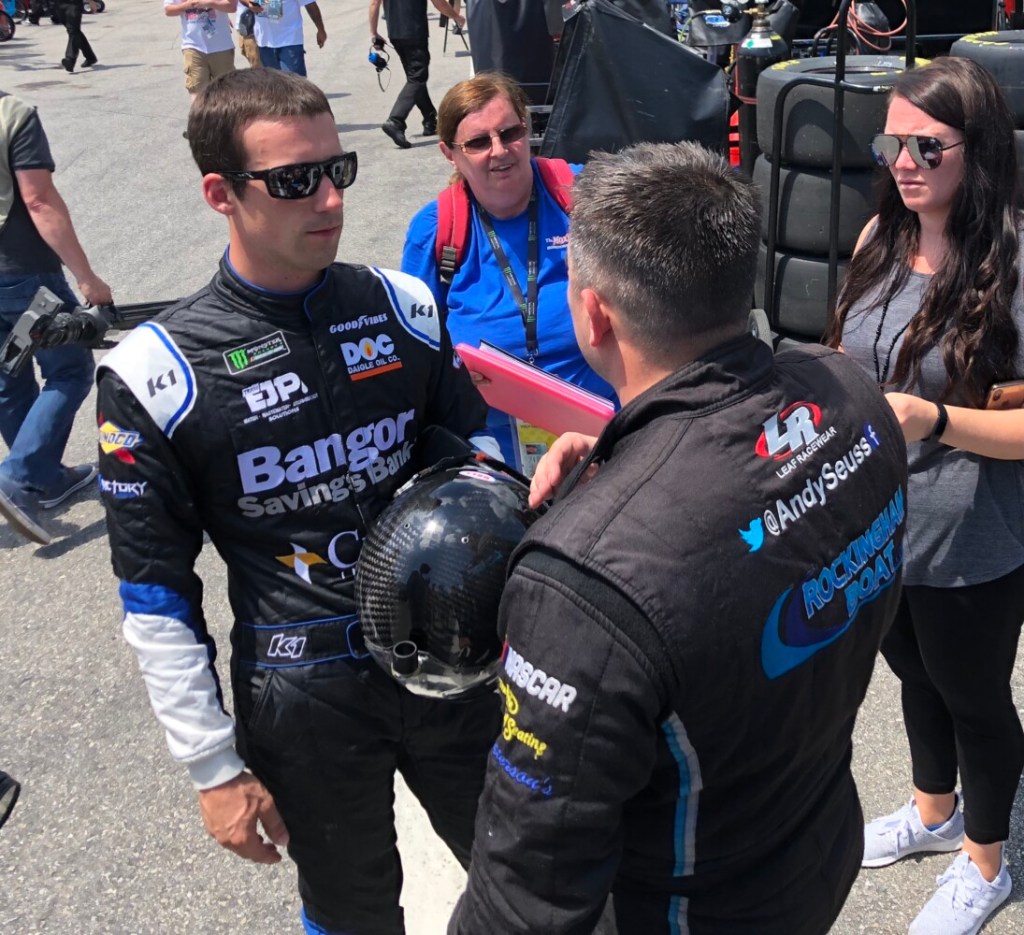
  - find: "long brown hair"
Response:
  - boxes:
[824,57,1021,407]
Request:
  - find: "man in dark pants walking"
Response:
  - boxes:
[57,0,99,72]
[369,0,464,149]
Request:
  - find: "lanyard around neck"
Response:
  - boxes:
[872,296,913,386]
[478,191,539,363]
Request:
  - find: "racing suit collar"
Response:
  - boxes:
[214,252,331,328]
[563,334,775,496]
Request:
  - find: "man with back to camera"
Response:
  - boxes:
[0,91,112,546]
[369,0,465,149]
[96,68,501,935]
[450,141,910,935]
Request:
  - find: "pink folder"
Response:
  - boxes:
[455,341,617,438]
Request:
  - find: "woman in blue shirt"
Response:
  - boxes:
[402,73,615,473]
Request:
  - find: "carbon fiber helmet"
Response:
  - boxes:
[356,459,541,699]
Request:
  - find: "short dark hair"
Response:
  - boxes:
[187,69,334,196]
[570,142,761,357]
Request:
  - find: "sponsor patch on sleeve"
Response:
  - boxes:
[502,643,578,713]
[371,268,441,349]
[98,474,148,499]
[98,419,143,464]
[98,323,197,438]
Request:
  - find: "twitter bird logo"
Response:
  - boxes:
[739,518,765,553]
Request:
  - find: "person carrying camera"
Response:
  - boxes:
[369,0,464,149]
[0,91,111,545]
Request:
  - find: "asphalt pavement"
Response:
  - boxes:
[1,6,1023,933]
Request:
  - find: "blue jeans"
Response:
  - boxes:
[258,44,306,76]
[0,272,95,493]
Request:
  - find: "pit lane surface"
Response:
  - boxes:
[1,7,1022,933]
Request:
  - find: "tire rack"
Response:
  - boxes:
[761,0,918,339]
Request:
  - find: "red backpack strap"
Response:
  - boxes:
[433,161,573,284]
[435,178,472,285]
[535,157,575,214]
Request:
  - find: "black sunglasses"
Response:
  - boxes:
[870,134,964,170]
[220,152,358,199]
[450,124,528,155]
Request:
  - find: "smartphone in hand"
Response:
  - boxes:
[985,379,1024,410]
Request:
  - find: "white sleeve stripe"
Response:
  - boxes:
[122,611,237,767]
[98,323,198,439]
[371,267,442,349]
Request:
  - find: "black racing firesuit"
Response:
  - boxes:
[97,257,501,935]
[451,337,909,935]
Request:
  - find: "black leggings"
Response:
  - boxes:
[881,563,1024,844]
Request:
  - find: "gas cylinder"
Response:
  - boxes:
[735,0,790,176]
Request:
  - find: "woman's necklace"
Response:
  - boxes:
[872,297,913,386]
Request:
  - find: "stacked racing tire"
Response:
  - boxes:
[753,55,914,345]
[951,32,1024,190]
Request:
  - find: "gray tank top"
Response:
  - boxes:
[842,263,1024,587]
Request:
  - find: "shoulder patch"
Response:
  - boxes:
[98,323,197,437]
[371,267,441,350]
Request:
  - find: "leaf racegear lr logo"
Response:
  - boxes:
[756,401,837,480]
[223,331,291,375]
[756,401,823,461]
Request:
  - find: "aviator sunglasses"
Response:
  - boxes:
[450,123,528,155]
[870,133,964,170]
[220,152,358,199]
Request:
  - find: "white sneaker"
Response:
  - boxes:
[909,852,1011,935]
[862,796,964,868]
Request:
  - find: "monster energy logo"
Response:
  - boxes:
[223,331,291,374]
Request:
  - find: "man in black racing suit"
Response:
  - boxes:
[97,69,499,935]
[450,143,909,934]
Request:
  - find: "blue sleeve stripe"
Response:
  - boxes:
[668,894,691,935]
[660,712,703,878]
[119,581,195,628]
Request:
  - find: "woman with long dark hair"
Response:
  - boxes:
[826,56,1024,935]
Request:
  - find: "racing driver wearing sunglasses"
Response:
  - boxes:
[95,68,500,935]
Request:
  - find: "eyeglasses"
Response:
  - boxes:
[220,152,358,199]
[870,134,964,170]
[450,123,528,155]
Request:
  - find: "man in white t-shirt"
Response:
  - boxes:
[165,0,237,108]
[240,0,326,78]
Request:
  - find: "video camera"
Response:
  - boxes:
[0,287,169,378]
